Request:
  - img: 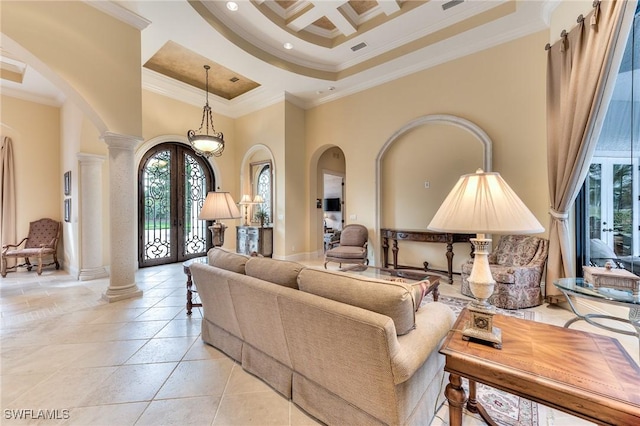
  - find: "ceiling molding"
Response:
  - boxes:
[83,0,152,30]
[1,86,64,107]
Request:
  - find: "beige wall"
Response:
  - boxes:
[1,96,61,248]
[2,1,142,137]
[306,30,549,269]
[235,103,284,254]
[284,101,306,258]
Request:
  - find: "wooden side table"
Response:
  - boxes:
[183,256,207,315]
[440,308,640,426]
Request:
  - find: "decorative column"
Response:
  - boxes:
[77,153,109,281]
[102,132,143,302]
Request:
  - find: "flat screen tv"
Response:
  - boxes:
[323,198,341,212]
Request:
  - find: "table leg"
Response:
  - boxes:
[392,239,399,269]
[382,236,389,268]
[467,380,498,426]
[446,243,454,283]
[445,374,467,426]
[185,267,194,315]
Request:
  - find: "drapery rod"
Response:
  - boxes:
[544,0,600,50]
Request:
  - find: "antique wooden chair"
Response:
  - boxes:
[324,224,369,268]
[1,218,61,277]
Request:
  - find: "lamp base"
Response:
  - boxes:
[462,303,502,349]
[209,222,227,247]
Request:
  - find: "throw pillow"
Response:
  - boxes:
[410,280,430,312]
[386,277,430,312]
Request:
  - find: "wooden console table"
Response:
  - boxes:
[440,308,640,426]
[381,228,474,283]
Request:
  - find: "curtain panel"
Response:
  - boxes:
[546,0,635,298]
[1,136,17,267]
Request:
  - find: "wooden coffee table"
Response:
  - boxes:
[440,308,640,426]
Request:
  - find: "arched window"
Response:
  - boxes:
[251,161,273,225]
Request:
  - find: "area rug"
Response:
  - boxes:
[425,295,544,426]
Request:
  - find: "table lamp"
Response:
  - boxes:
[428,169,544,348]
[238,194,252,226]
[198,192,241,247]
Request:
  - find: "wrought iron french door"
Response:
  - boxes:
[138,143,214,267]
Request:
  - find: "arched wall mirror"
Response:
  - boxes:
[376,114,492,271]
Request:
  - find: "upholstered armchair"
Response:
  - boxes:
[461,234,549,309]
[324,224,369,268]
[1,218,61,277]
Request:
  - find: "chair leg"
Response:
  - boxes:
[25,258,32,271]
[1,256,6,277]
[54,253,60,270]
[37,254,43,275]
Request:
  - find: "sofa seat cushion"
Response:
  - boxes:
[326,246,367,259]
[245,257,304,289]
[297,268,415,335]
[207,247,249,274]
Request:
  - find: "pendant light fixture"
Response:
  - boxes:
[187,65,225,158]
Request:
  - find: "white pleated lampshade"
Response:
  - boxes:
[239,194,252,205]
[198,192,241,220]
[428,169,544,234]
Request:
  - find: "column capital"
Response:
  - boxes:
[77,153,106,164]
[101,132,143,151]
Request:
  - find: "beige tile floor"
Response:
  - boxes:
[1,257,638,426]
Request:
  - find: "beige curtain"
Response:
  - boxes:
[1,136,17,267]
[546,0,633,298]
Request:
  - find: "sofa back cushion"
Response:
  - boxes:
[245,257,304,289]
[207,247,249,274]
[297,268,415,335]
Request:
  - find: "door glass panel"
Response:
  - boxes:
[588,164,602,240]
[582,9,639,274]
[613,163,633,257]
[183,152,209,256]
[142,150,172,262]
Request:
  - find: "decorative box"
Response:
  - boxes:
[583,266,640,296]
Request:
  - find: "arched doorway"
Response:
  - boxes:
[138,142,215,267]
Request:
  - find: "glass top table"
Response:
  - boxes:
[340,264,441,302]
[554,277,639,359]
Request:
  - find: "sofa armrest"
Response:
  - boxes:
[390,302,456,384]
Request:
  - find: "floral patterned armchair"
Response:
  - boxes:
[461,235,549,309]
[1,218,61,277]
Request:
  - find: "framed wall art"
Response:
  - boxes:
[64,198,71,223]
[64,171,71,196]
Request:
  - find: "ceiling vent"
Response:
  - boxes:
[229,77,239,83]
[442,0,464,11]
[350,42,367,52]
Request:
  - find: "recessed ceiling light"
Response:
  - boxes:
[226,2,238,11]
[283,42,293,50]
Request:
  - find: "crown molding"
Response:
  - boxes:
[1,86,64,107]
[84,0,151,30]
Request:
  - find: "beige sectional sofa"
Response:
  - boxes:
[190,248,456,425]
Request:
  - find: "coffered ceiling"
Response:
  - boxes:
[1,1,557,117]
